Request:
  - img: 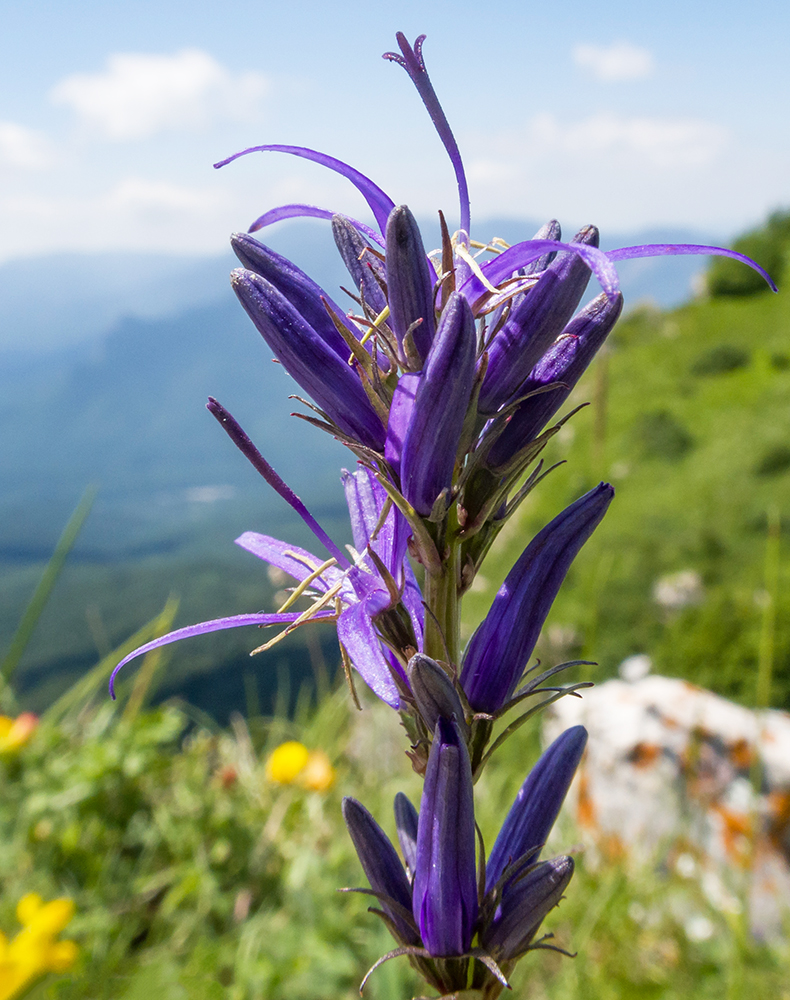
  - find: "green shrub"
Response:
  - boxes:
[690,344,750,376]
[707,209,790,296]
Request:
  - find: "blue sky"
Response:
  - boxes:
[0,0,787,261]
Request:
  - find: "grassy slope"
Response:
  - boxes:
[465,282,790,709]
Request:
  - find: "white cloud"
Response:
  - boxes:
[0,122,53,169]
[0,176,234,260]
[528,112,727,168]
[50,49,268,140]
[573,41,655,82]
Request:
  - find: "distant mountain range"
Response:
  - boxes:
[0,219,722,354]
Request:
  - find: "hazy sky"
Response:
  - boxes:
[0,0,787,262]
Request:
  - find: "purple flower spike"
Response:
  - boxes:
[385,205,436,364]
[342,797,420,945]
[481,856,574,960]
[479,226,600,416]
[486,726,588,890]
[231,267,386,451]
[460,484,613,715]
[400,291,476,516]
[413,718,478,956]
[231,232,352,358]
[487,291,624,469]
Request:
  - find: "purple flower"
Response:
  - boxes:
[478,225,601,416]
[486,726,588,889]
[230,265,386,451]
[386,205,436,365]
[342,797,420,946]
[485,290,624,470]
[481,856,574,961]
[412,717,478,956]
[461,484,614,715]
[110,402,421,708]
[396,291,477,516]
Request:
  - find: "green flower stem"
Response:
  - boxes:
[422,516,462,665]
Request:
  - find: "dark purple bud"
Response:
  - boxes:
[460,484,613,715]
[407,653,468,739]
[394,792,419,879]
[486,726,587,889]
[486,291,623,469]
[385,205,436,363]
[332,215,388,315]
[231,232,351,358]
[479,225,600,416]
[400,291,476,516]
[413,717,478,956]
[342,796,420,945]
[481,856,574,960]
[231,268,386,451]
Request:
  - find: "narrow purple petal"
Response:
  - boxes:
[207,398,351,568]
[460,239,620,309]
[385,205,436,363]
[413,717,478,956]
[234,532,344,591]
[383,34,470,234]
[109,611,322,698]
[400,292,477,516]
[336,603,401,708]
[214,144,395,235]
[401,563,425,650]
[607,243,777,292]
[230,269,386,450]
[460,484,613,715]
[341,466,410,584]
[343,797,419,945]
[248,204,385,247]
[486,726,588,890]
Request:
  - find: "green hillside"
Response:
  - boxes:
[466,262,790,710]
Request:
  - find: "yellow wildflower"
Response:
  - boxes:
[264,741,335,791]
[0,894,78,1000]
[299,750,335,792]
[0,714,38,755]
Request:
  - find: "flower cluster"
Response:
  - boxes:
[0,894,78,1000]
[109,29,772,997]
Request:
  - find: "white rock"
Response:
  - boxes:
[544,674,790,939]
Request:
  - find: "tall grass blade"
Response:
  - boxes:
[0,484,97,687]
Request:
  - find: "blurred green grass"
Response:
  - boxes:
[2,682,788,1000]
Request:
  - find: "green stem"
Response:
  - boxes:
[423,531,461,664]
